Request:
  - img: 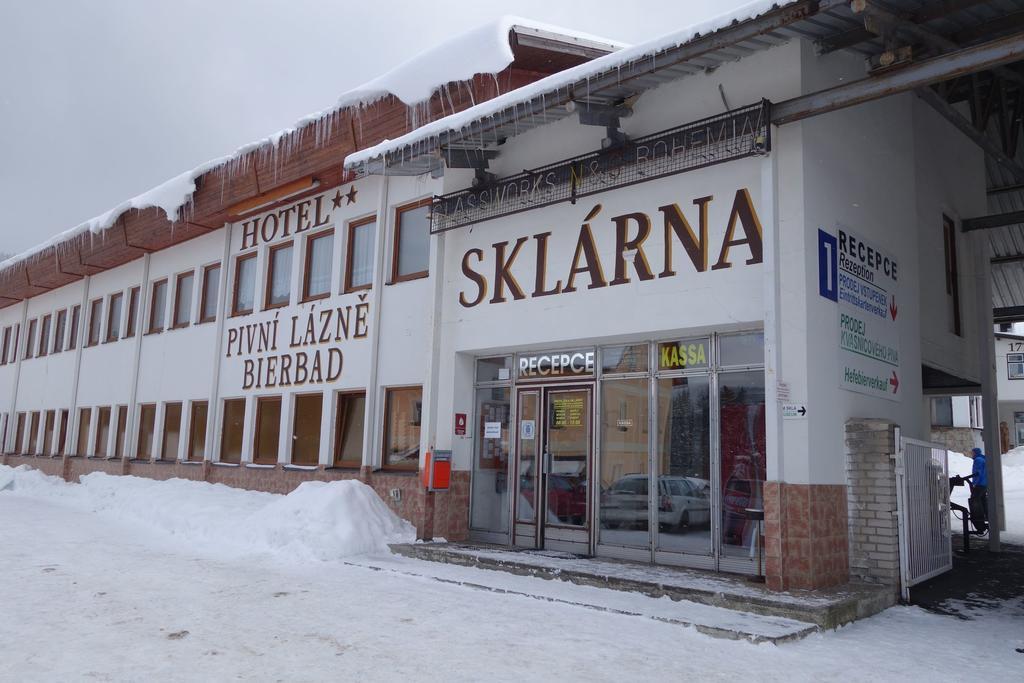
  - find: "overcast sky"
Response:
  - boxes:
[0,0,739,258]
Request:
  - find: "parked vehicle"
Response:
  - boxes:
[601,474,711,530]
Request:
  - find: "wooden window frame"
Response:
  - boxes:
[231,253,257,317]
[253,395,283,465]
[87,298,103,346]
[291,392,324,466]
[67,308,79,351]
[114,405,128,458]
[942,215,962,337]
[57,410,69,456]
[219,398,246,464]
[136,403,157,459]
[198,263,221,324]
[161,402,183,461]
[37,314,51,357]
[53,309,67,353]
[24,318,37,359]
[301,229,334,303]
[333,390,366,468]
[105,292,123,343]
[264,241,294,311]
[381,385,422,472]
[147,279,168,334]
[94,406,111,458]
[125,287,140,338]
[390,199,432,284]
[76,408,91,456]
[187,400,209,462]
[171,271,194,330]
[345,216,376,293]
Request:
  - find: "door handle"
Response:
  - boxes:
[544,448,552,474]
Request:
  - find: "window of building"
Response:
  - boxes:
[1009,353,1024,379]
[383,387,421,470]
[114,405,128,458]
[76,408,91,455]
[346,217,376,292]
[0,326,9,365]
[148,280,168,333]
[291,393,322,466]
[137,403,156,459]
[13,413,26,453]
[303,231,333,301]
[220,398,245,464]
[24,318,37,359]
[27,412,40,454]
[333,392,366,468]
[94,406,111,457]
[1,414,7,454]
[188,401,208,461]
[173,272,194,328]
[199,264,220,323]
[265,242,293,309]
[56,410,68,455]
[106,292,123,342]
[125,287,140,337]
[42,410,55,456]
[232,253,257,316]
[161,402,182,461]
[53,309,67,353]
[931,397,954,427]
[392,200,431,282]
[253,396,281,465]
[38,314,51,357]
[67,307,79,350]
[87,298,103,345]
[943,215,961,336]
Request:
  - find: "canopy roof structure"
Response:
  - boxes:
[5,1,1024,321]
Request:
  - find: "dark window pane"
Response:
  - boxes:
[220,399,245,464]
[292,394,322,466]
[396,204,430,278]
[254,397,281,464]
[334,393,365,467]
[383,387,421,469]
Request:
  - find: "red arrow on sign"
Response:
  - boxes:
[889,295,898,321]
[890,371,899,393]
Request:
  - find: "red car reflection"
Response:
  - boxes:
[520,475,586,526]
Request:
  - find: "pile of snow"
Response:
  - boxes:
[948,447,1024,544]
[0,466,415,561]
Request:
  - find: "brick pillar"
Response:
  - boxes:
[845,419,900,587]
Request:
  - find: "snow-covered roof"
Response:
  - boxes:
[343,0,800,174]
[0,16,624,274]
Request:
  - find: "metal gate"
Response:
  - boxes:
[895,436,952,600]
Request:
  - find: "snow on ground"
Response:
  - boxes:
[949,447,1024,544]
[2,466,1023,680]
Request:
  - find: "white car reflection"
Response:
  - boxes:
[601,474,711,530]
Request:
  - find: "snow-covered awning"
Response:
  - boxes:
[342,0,811,177]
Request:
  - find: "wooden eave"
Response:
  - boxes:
[0,32,614,310]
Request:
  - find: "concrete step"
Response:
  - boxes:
[350,552,819,643]
[389,542,896,630]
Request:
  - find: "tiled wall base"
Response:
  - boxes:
[764,481,849,591]
[2,452,469,542]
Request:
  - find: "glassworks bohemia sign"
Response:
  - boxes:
[431,100,770,233]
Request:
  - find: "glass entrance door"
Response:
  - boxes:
[514,385,592,553]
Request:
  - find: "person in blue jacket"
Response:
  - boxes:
[967,447,988,525]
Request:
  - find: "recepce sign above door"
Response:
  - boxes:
[518,350,595,380]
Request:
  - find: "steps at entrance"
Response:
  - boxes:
[390,543,896,633]
[353,551,818,643]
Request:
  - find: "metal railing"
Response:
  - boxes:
[895,436,952,600]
